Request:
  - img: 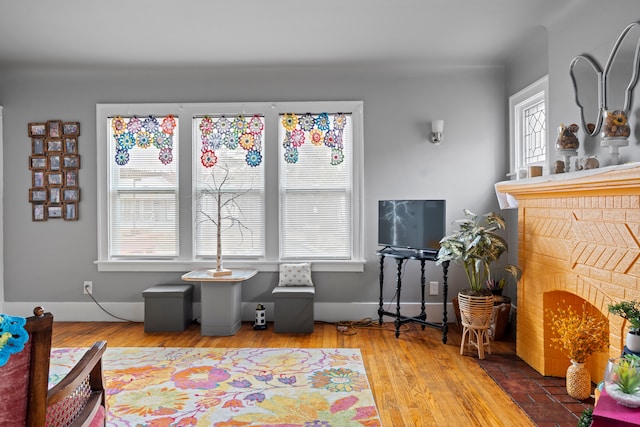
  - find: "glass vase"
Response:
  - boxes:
[604,357,640,408]
[601,109,631,140]
[566,359,591,400]
[555,123,580,150]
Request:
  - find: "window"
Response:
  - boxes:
[279,113,352,259]
[509,76,548,176]
[194,115,265,259]
[96,102,364,272]
[108,115,179,258]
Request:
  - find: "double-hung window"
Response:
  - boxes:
[279,112,353,260]
[193,115,266,259]
[96,101,364,272]
[107,114,179,258]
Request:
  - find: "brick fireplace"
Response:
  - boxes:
[495,164,640,383]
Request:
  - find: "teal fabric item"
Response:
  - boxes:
[0,314,29,367]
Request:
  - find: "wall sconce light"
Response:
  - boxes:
[431,120,444,144]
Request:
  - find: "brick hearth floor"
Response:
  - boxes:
[478,352,594,427]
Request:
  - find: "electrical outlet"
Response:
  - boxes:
[83,281,93,295]
[429,281,438,296]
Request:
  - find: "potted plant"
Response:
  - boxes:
[436,209,520,295]
[608,300,640,353]
[604,354,640,407]
[546,301,609,400]
[436,209,520,358]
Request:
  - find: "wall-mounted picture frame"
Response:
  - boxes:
[29,188,47,203]
[64,137,77,154]
[64,170,78,187]
[32,204,46,221]
[63,154,80,169]
[32,138,45,155]
[49,187,61,204]
[47,120,62,138]
[64,202,78,221]
[62,188,80,202]
[62,122,80,137]
[28,123,47,137]
[29,118,81,222]
[30,156,47,170]
[47,172,63,186]
[32,171,45,188]
[48,154,61,171]
[47,205,63,219]
[47,139,63,152]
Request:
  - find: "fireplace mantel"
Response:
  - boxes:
[494,162,640,381]
[495,162,640,209]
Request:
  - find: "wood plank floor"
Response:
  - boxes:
[52,320,535,427]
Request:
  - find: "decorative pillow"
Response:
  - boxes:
[278,263,313,287]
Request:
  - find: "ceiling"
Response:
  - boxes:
[0,0,579,68]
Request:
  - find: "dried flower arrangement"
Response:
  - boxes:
[546,301,609,363]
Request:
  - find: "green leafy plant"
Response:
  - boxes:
[614,354,640,394]
[577,408,592,427]
[608,300,640,332]
[436,209,520,292]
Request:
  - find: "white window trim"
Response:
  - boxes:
[508,75,549,177]
[95,101,365,273]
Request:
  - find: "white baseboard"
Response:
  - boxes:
[3,301,456,324]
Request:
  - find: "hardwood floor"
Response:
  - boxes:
[52,320,535,427]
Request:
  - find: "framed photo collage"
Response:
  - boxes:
[28,120,80,221]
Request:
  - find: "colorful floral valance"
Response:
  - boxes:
[281,112,347,165]
[0,314,29,367]
[111,115,177,166]
[198,115,264,168]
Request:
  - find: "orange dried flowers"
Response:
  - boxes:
[547,302,609,363]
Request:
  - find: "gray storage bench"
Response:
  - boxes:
[271,286,315,333]
[142,284,193,332]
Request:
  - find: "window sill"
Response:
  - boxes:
[94,259,366,273]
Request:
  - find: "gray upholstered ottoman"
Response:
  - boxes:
[142,284,193,332]
[271,286,315,333]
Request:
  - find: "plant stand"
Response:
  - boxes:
[458,292,494,359]
[453,295,511,341]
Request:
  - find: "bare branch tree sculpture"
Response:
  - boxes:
[198,164,253,276]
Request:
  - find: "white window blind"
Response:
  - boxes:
[108,115,179,257]
[279,113,352,259]
[193,115,265,258]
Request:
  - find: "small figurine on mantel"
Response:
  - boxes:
[554,160,565,174]
[556,123,580,150]
[575,156,599,171]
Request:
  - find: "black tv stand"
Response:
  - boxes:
[376,247,449,343]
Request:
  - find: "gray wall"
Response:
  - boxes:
[4,1,640,319]
[0,64,506,315]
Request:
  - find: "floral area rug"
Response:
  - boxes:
[50,347,382,427]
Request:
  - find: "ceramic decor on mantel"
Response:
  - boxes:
[555,123,579,173]
[601,109,630,165]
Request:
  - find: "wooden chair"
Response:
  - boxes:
[0,307,107,426]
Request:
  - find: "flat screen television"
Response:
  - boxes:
[378,199,446,253]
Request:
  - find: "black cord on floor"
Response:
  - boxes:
[85,292,135,322]
[334,317,410,335]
